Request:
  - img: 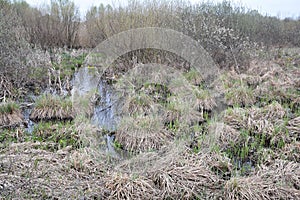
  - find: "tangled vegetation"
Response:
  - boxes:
[0,0,300,199]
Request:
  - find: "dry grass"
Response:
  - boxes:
[30,94,74,121]
[105,173,159,200]
[215,72,258,106]
[150,152,224,199]
[113,141,225,199]
[225,84,256,106]
[0,142,108,199]
[287,116,300,137]
[258,159,300,191]
[215,59,300,108]
[120,92,161,116]
[0,101,23,127]
[73,115,101,148]
[113,140,189,174]
[165,96,205,127]
[116,115,174,152]
[183,68,204,86]
[280,142,300,162]
[224,102,287,136]
[192,88,217,112]
[223,107,248,129]
[0,75,14,100]
[223,175,299,200]
[1,47,300,199]
[249,60,300,104]
[208,122,240,151]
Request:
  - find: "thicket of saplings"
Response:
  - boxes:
[0,0,299,199]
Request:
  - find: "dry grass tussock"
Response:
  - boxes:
[116,115,174,152]
[191,88,217,112]
[214,72,258,106]
[149,152,224,199]
[281,142,300,162]
[164,96,205,126]
[120,92,161,116]
[258,159,300,191]
[224,102,287,136]
[30,94,74,121]
[105,173,160,200]
[215,59,300,107]
[73,115,102,148]
[223,175,299,200]
[0,142,108,199]
[208,122,240,151]
[249,60,300,103]
[114,140,188,175]
[113,142,226,199]
[287,116,300,137]
[221,101,299,165]
[0,101,23,127]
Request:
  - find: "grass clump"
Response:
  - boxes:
[116,115,174,153]
[121,92,160,117]
[192,88,217,112]
[30,94,74,121]
[183,68,204,86]
[223,175,299,200]
[221,101,299,167]
[0,101,23,127]
[105,173,159,199]
[0,101,19,114]
[152,164,221,199]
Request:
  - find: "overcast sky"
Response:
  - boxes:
[25,0,300,19]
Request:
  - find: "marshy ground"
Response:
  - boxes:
[0,47,299,199]
[1,0,300,198]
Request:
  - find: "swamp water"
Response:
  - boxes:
[73,67,122,159]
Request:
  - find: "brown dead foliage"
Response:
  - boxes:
[163,109,181,124]
[281,142,300,162]
[105,173,160,200]
[216,59,299,107]
[30,106,74,121]
[214,72,258,106]
[116,116,174,152]
[0,102,23,127]
[0,142,108,199]
[0,112,23,128]
[121,93,161,116]
[223,175,299,200]
[164,96,205,126]
[208,122,240,151]
[249,60,300,103]
[223,108,248,130]
[287,116,300,137]
[30,95,74,121]
[113,142,227,199]
[192,89,217,112]
[223,102,300,153]
[224,102,287,137]
[258,159,300,191]
[150,152,224,199]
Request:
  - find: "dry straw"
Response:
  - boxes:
[0,101,23,127]
[30,94,74,121]
[116,115,174,152]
